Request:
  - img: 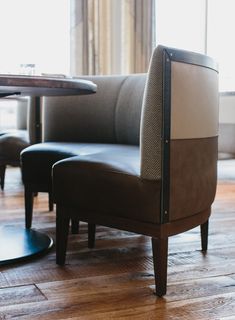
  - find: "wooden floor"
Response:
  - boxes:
[0,166,235,319]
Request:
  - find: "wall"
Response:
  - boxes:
[219,93,235,158]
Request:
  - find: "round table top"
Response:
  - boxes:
[0,74,97,97]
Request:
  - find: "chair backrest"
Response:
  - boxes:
[14,96,38,145]
[16,97,28,130]
[140,45,219,223]
[42,74,146,145]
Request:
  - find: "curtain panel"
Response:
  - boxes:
[70,0,155,75]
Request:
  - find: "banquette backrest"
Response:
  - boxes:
[42,74,147,146]
[37,45,219,226]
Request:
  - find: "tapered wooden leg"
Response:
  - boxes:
[152,237,168,297]
[56,207,70,265]
[48,191,54,211]
[25,186,34,229]
[71,219,80,234]
[0,165,6,190]
[200,219,209,252]
[88,223,96,249]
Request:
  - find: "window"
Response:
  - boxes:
[156,0,235,91]
[207,0,235,91]
[156,0,206,54]
[0,0,70,130]
[0,0,70,75]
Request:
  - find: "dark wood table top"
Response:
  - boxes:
[0,74,97,97]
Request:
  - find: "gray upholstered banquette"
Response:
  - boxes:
[21,74,147,227]
[52,45,219,296]
[21,45,219,295]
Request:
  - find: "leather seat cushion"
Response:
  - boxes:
[21,142,142,186]
[53,145,161,224]
[0,130,29,163]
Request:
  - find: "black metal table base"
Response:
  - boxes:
[0,225,53,265]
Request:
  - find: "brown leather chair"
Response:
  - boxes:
[52,45,219,296]
[0,97,35,189]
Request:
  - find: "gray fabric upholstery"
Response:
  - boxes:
[43,74,147,146]
[115,74,146,145]
[140,45,164,180]
[43,76,126,143]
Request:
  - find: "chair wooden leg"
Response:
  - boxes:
[88,223,96,249]
[71,219,80,234]
[152,237,168,297]
[200,219,209,252]
[56,207,70,265]
[48,191,54,211]
[0,165,6,190]
[25,186,34,229]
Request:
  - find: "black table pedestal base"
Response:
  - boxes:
[0,226,53,265]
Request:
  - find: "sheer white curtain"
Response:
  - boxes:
[70,0,156,75]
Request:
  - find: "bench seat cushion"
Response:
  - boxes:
[21,142,138,186]
[0,130,29,164]
[53,145,161,224]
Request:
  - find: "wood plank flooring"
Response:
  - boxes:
[0,166,235,319]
